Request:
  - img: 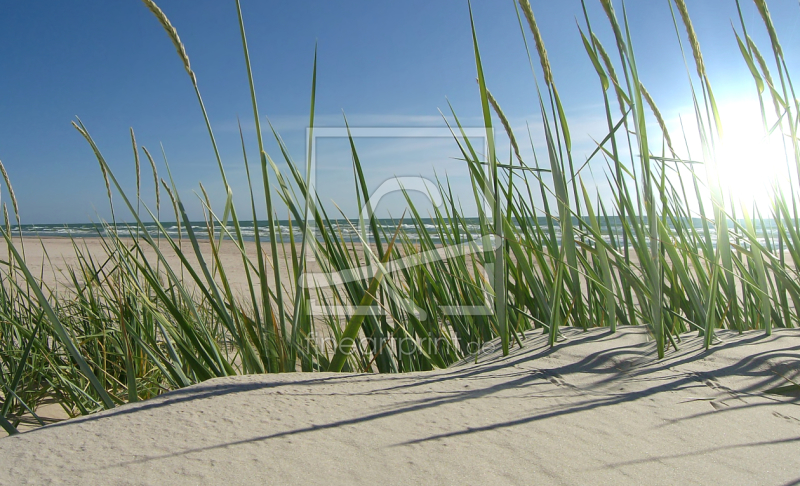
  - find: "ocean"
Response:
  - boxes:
[8,216,782,248]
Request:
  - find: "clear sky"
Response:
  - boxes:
[1,1,799,223]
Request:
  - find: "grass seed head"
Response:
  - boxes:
[600,0,626,52]
[674,0,706,80]
[160,178,175,205]
[200,182,211,207]
[518,0,553,86]
[747,36,782,117]
[142,146,160,213]
[160,178,181,234]
[592,33,626,114]
[747,36,774,86]
[600,0,615,23]
[753,0,783,58]
[130,128,141,201]
[141,0,196,85]
[3,204,10,235]
[640,83,676,157]
[486,88,522,164]
[100,162,112,206]
[0,160,20,225]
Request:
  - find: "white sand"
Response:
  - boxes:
[1,326,799,485]
[4,236,297,297]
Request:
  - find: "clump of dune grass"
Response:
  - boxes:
[0,0,798,433]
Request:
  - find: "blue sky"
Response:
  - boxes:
[1,1,798,223]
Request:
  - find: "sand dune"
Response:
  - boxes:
[1,326,799,485]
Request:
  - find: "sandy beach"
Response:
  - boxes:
[3,236,304,298]
[1,326,799,485]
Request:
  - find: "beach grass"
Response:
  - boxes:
[1,0,798,432]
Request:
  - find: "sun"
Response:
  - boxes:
[715,99,790,212]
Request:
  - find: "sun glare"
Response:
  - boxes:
[715,99,789,212]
